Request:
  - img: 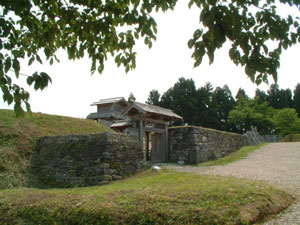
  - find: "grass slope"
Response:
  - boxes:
[0,169,294,225]
[0,109,111,189]
[198,143,267,167]
[281,134,300,142]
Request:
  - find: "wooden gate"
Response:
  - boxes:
[151,133,165,162]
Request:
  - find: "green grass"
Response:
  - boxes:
[198,143,267,167]
[0,169,294,225]
[0,109,111,189]
[281,134,300,142]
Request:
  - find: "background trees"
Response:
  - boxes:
[146,90,161,106]
[228,98,275,134]
[147,78,300,137]
[293,83,300,117]
[273,108,300,139]
[127,92,136,104]
[267,84,293,109]
[160,78,198,126]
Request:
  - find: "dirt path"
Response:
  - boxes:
[165,142,300,224]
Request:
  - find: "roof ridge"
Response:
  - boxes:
[99,97,124,101]
[134,102,173,112]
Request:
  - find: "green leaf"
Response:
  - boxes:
[134,31,139,39]
[4,57,11,73]
[245,65,255,82]
[12,58,20,78]
[188,39,194,49]
[194,58,202,67]
[27,76,34,86]
[28,56,35,66]
[36,55,43,64]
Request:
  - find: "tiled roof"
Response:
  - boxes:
[123,102,183,121]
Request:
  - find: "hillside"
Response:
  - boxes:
[0,109,111,189]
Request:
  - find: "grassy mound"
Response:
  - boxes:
[0,169,294,225]
[281,134,300,142]
[0,109,111,189]
[198,143,267,167]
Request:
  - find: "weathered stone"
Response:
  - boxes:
[168,126,247,165]
[99,163,110,169]
[98,181,110,185]
[112,175,122,180]
[124,165,136,174]
[30,132,144,188]
[99,175,112,181]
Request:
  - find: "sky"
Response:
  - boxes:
[1,1,299,118]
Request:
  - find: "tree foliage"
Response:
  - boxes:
[160,77,198,125]
[194,82,216,128]
[235,87,248,102]
[267,84,293,109]
[147,77,300,135]
[127,92,136,104]
[293,83,300,117]
[273,108,300,137]
[228,98,275,134]
[146,89,161,106]
[255,88,268,104]
[188,0,300,84]
[212,85,236,131]
[0,0,176,116]
[1,0,300,115]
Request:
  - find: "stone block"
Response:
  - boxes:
[99,163,110,168]
[112,175,122,180]
[99,175,112,181]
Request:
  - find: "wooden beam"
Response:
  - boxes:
[144,127,164,133]
[145,132,150,161]
[138,120,144,152]
[165,125,168,162]
[132,115,170,125]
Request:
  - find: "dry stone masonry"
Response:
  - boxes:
[30,132,145,188]
[168,126,248,164]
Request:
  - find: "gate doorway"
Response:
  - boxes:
[147,132,165,162]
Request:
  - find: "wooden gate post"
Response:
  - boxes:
[165,125,168,162]
[139,120,144,153]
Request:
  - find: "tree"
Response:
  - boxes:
[235,88,248,103]
[255,89,268,104]
[293,83,300,117]
[267,84,281,108]
[194,82,215,128]
[273,108,300,138]
[146,90,161,106]
[228,98,275,134]
[127,92,136,104]
[212,85,236,131]
[2,0,300,115]
[160,77,198,125]
[188,0,300,85]
[267,84,293,109]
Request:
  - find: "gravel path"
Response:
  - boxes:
[165,142,300,224]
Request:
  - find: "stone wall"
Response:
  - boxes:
[168,126,247,164]
[30,132,144,188]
